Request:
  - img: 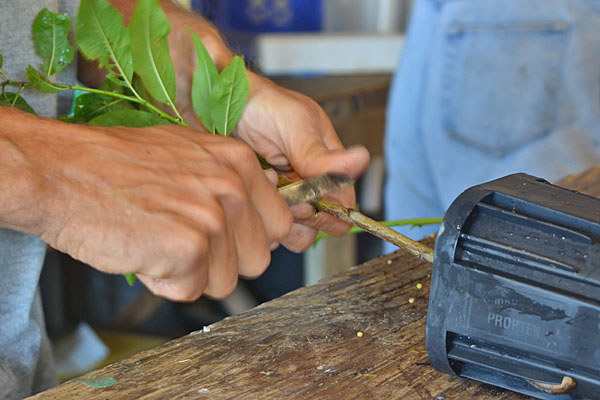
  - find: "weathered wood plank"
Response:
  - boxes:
[557,164,600,198]
[30,167,600,399]
[28,238,526,400]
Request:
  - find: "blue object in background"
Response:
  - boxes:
[192,0,322,32]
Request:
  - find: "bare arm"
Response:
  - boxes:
[0,108,54,235]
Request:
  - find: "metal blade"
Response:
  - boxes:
[278,174,354,207]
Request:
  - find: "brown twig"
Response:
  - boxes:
[277,175,434,263]
[313,197,434,264]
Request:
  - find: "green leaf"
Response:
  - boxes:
[73,92,134,122]
[129,0,176,106]
[27,65,64,93]
[124,273,137,286]
[0,92,36,114]
[210,56,249,136]
[0,53,3,69]
[76,0,134,88]
[188,27,218,133]
[131,74,149,101]
[88,109,170,127]
[59,115,86,124]
[32,8,74,76]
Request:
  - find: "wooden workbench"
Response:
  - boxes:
[30,166,600,400]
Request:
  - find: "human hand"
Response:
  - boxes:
[234,74,370,252]
[0,109,292,301]
[163,33,369,252]
[114,5,369,252]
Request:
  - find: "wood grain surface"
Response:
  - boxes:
[557,165,600,197]
[30,167,600,400]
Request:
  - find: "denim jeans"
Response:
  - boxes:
[384,0,600,249]
[0,230,57,399]
[0,0,76,396]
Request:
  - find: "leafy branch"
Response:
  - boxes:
[0,0,438,285]
[0,0,248,132]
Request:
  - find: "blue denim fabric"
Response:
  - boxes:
[0,230,56,399]
[0,0,74,397]
[384,0,600,250]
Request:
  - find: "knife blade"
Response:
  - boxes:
[278,174,354,207]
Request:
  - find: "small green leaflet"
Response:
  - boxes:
[129,0,176,107]
[27,65,64,93]
[88,109,170,127]
[76,0,134,89]
[0,53,3,69]
[209,56,249,136]
[188,28,218,133]
[72,92,134,122]
[0,92,36,114]
[32,9,74,77]
[124,273,136,286]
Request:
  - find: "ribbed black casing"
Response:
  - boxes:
[426,173,600,400]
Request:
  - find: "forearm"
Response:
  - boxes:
[0,107,56,235]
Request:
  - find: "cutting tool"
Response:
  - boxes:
[278,174,354,207]
[278,172,435,263]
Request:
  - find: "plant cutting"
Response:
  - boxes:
[1,0,249,133]
[0,0,440,284]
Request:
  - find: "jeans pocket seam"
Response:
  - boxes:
[441,21,568,158]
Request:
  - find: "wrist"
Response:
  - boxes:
[247,70,276,97]
[0,108,56,236]
[161,1,233,71]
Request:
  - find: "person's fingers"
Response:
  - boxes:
[279,222,318,253]
[203,173,271,282]
[137,273,206,302]
[292,204,352,237]
[198,141,293,283]
[145,193,238,300]
[203,209,239,298]
[131,217,212,301]
[263,168,278,185]
[207,141,293,244]
[285,144,369,236]
[293,144,371,183]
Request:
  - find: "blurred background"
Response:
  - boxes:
[40,0,415,381]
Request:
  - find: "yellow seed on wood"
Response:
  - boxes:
[386,259,392,265]
[408,297,415,304]
[357,331,363,337]
[416,283,423,290]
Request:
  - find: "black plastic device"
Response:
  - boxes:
[426,173,600,399]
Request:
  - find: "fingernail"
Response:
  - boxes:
[347,144,368,154]
[263,168,278,186]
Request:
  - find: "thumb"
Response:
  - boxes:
[293,142,370,180]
